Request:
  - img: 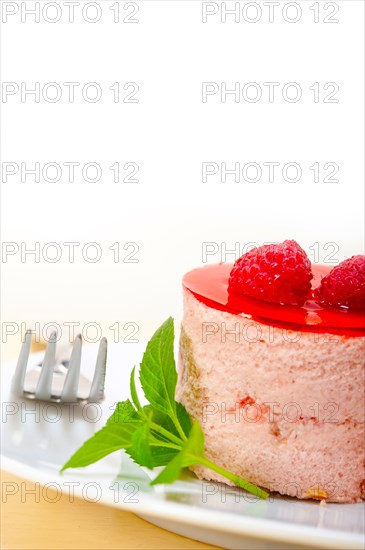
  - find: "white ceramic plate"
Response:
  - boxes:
[1,342,364,550]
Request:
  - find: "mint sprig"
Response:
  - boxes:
[60,318,268,500]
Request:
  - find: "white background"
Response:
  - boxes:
[1,0,364,345]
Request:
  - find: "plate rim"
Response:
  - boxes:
[1,455,363,550]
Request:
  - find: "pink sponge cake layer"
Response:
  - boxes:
[177,264,365,503]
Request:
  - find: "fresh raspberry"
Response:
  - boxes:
[228,240,313,306]
[314,255,365,309]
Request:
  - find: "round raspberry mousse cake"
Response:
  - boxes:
[177,241,365,502]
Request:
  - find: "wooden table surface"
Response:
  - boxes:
[1,342,218,550]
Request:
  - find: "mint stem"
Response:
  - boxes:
[150,441,181,450]
[172,418,188,442]
[149,422,184,447]
[197,456,269,499]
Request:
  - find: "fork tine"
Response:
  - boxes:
[61,334,82,402]
[11,330,32,396]
[88,337,107,402]
[35,331,57,401]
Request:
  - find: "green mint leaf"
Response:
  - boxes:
[183,419,205,455]
[176,402,192,437]
[139,317,177,419]
[142,405,178,438]
[128,423,154,468]
[61,318,269,499]
[107,400,140,424]
[60,422,138,473]
[150,446,179,466]
[141,404,191,451]
[130,366,142,411]
[151,421,204,485]
[150,451,187,485]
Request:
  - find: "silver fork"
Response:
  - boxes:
[11,331,107,403]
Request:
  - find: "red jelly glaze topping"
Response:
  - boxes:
[183,264,365,336]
